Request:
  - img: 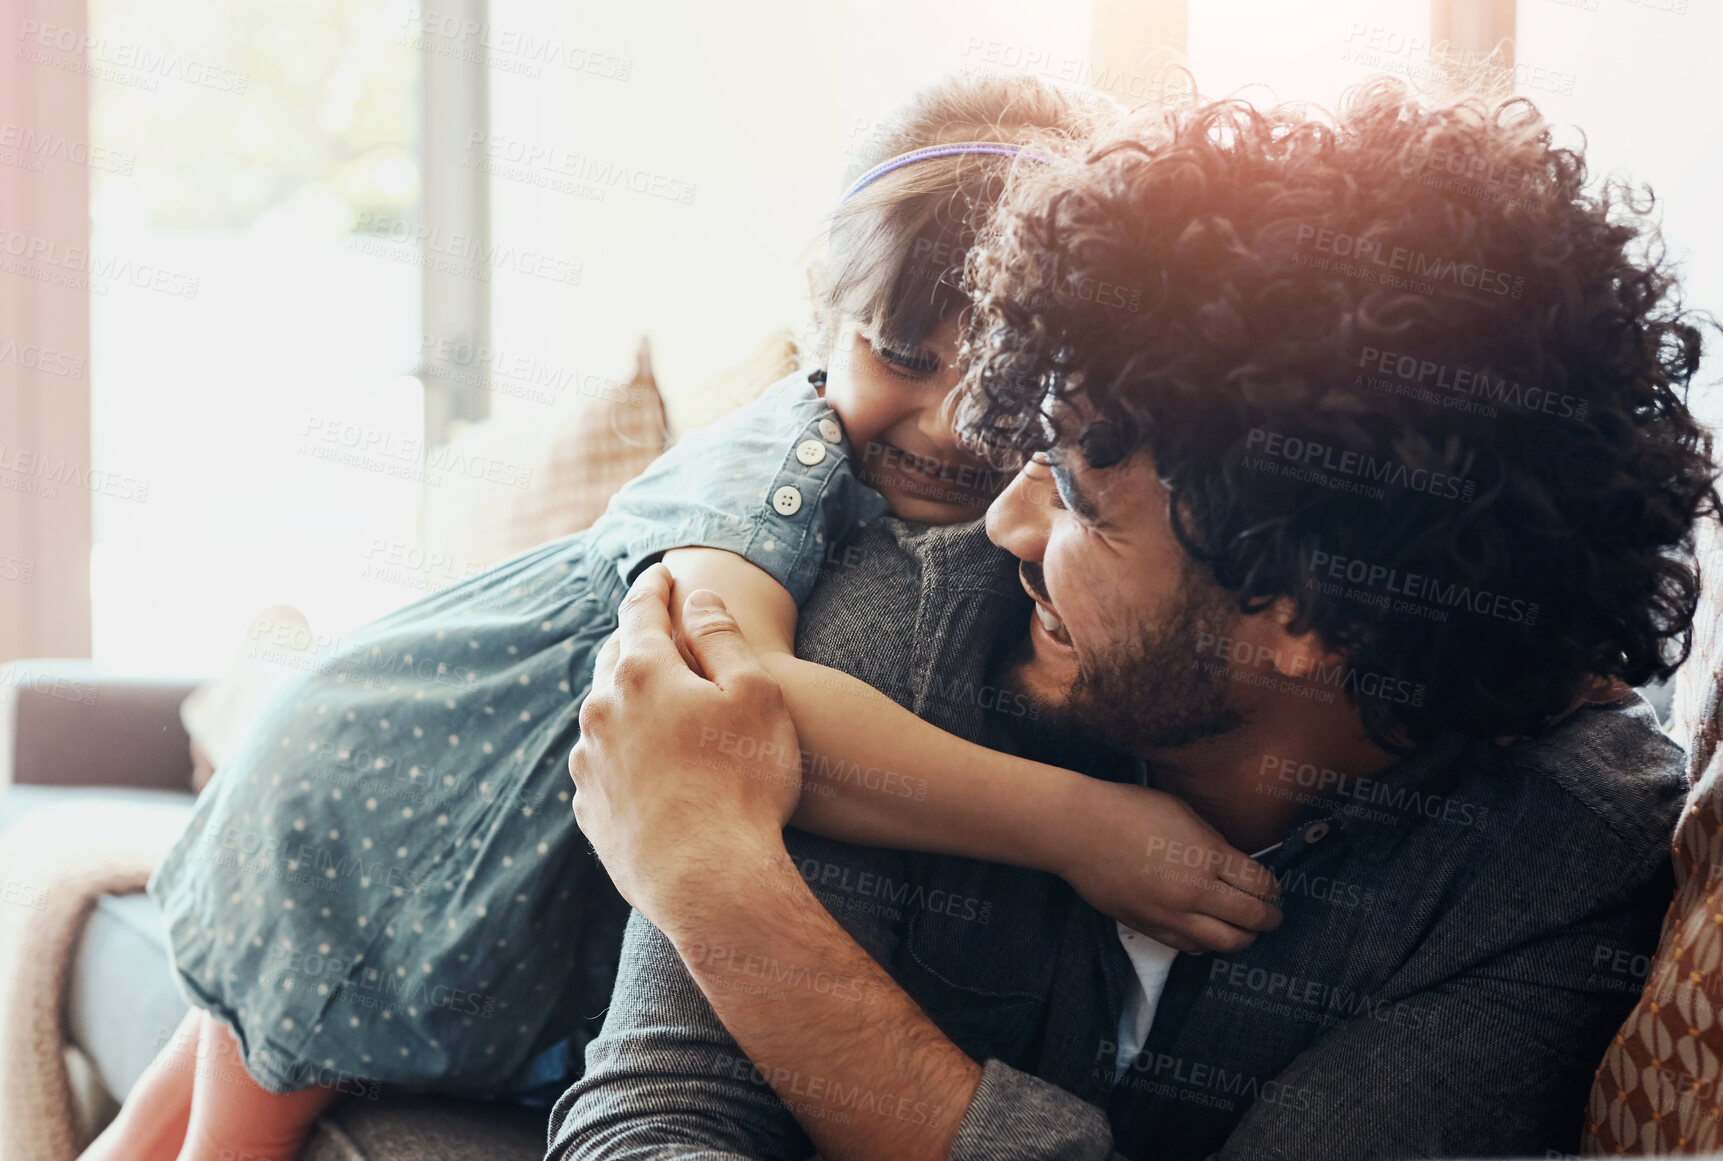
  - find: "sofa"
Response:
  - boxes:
[0,335,734,1160]
[0,337,1719,1159]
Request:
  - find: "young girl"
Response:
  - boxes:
[85,75,1277,1161]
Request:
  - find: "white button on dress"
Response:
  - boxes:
[796,439,828,466]
[772,486,803,515]
[818,417,843,443]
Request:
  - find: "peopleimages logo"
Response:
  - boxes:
[711,1053,947,1128]
[14,20,251,94]
[1205,957,1435,1030]
[1306,549,1540,626]
[350,213,581,287]
[0,443,150,502]
[1,876,47,910]
[0,122,135,174]
[464,131,697,204]
[796,856,992,924]
[1094,1043,1316,1112]
[0,229,201,299]
[400,8,634,80]
[1357,346,1589,422]
[1295,224,1525,298]
[1259,754,1488,828]
[1399,143,1540,195]
[684,943,879,1006]
[696,726,929,802]
[0,336,84,379]
[1195,630,1427,708]
[1244,427,1475,503]
[300,415,533,490]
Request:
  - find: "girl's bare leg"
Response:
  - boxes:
[77,1007,198,1161]
[174,1011,338,1161]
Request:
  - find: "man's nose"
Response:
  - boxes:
[986,466,1050,560]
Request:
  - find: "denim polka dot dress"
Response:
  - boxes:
[148,372,885,1097]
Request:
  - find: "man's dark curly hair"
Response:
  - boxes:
[959,78,1719,747]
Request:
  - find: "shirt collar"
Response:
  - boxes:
[1258,732,1473,870]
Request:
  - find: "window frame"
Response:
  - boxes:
[0,0,94,664]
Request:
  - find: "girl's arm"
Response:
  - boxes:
[657,547,1279,949]
[660,547,1072,864]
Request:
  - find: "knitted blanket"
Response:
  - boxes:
[0,800,187,1161]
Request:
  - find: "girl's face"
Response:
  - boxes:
[820,316,1006,524]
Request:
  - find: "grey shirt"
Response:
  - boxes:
[546,514,1684,1160]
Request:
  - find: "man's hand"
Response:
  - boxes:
[569,564,988,1161]
[569,562,803,922]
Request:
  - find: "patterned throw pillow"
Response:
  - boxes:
[184,344,676,794]
[414,331,798,577]
[414,338,671,575]
[1584,516,1723,1154]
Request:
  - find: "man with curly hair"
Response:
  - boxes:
[553,82,1717,1160]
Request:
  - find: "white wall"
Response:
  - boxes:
[1516,0,1723,421]
[491,0,1092,434]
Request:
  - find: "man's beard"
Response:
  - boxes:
[1003,563,1248,759]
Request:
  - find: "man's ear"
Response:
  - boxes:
[1262,597,1345,679]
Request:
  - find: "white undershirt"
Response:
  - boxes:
[1114,757,1182,1078]
[1110,759,1283,1079]
[1115,923,1179,1078]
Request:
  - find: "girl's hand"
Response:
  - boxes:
[1050,779,1282,954]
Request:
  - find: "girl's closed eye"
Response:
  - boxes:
[867,336,940,379]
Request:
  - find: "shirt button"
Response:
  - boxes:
[795,439,828,466]
[772,486,803,516]
[1303,821,1331,844]
[818,417,843,443]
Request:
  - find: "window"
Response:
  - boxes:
[1188,0,1432,105]
[86,0,439,676]
[1515,0,1723,424]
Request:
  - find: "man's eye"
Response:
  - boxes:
[1049,464,1091,520]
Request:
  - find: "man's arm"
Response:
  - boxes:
[659,548,1276,955]
[564,567,1122,1160]
[547,904,1126,1161]
[661,844,1137,1161]
[546,908,818,1160]
[652,840,982,1160]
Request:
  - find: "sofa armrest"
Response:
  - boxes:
[0,660,203,792]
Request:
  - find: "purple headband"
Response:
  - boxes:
[839,141,1052,202]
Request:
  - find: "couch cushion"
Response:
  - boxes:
[180,604,321,791]
[415,340,669,576]
[412,330,798,580]
[0,784,194,836]
[305,1095,545,1161]
[7,783,544,1159]
[67,885,548,1160]
[66,892,190,1104]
